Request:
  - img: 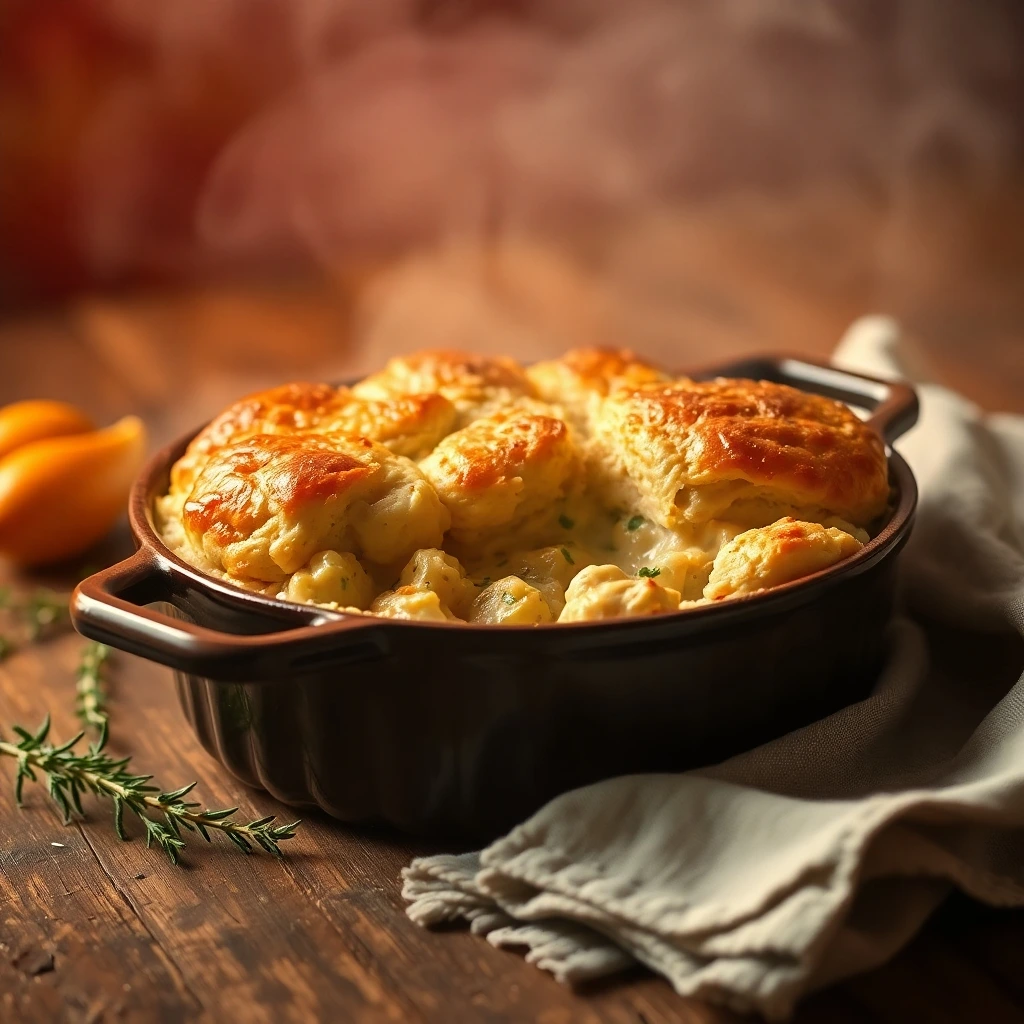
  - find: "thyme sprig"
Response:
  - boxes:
[0,716,300,864]
[75,641,109,734]
[0,585,72,654]
[0,584,300,865]
[24,589,70,640]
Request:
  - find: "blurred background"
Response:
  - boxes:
[1,0,1021,443]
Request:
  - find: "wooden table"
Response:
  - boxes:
[1,196,1022,1022]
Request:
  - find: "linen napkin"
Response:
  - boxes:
[402,316,1024,1020]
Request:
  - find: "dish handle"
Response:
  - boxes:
[71,549,383,681]
[693,355,919,444]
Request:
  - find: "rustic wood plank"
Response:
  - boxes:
[270,830,664,1024]
[0,635,203,1022]
[0,615,425,1022]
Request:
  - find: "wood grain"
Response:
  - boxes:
[0,198,1021,1022]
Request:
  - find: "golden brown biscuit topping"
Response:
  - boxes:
[532,347,667,396]
[593,377,888,528]
[158,348,887,623]
[183,434,374,545]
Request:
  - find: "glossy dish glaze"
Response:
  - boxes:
[71,355,918,839]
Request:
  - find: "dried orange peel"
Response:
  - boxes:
[0,402,147,566]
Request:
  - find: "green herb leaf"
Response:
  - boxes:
[637,566,661,578]
[560,547,575,565]
[626,515,645,532]
[76,642,110,735]
[24,589,70,640]
[558,514,575,530]
[0,720,301,865]
[0,578,298,868]
[501,592,518,606]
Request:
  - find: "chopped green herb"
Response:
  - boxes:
[558,514,575,530]
[626,515,645,532]
[501,592,518,607]
[474,576,492,589]
[560,547,575,565]
[341,577,348,590]
[637,566,661,579]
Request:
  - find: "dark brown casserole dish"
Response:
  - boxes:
[71,355,918,840]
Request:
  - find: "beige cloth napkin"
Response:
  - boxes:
[401,317,1024,1020]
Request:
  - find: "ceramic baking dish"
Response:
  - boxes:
[71,355,918,840]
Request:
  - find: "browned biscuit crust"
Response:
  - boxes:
[591,378,888,528]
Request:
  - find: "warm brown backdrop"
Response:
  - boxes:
[1,1,1022,1020]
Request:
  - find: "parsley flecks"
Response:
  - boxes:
[558,514,575,530]
[474,576,492,589]
[560,547,575,565]
[626,515,645,532]
[501,592,518,607]
[637,566,661,578]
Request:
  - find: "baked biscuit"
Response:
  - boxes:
[704,517,863,601]
[559,564,682,621]
[322,392,456,459]
[419,410,582,549]
[591,378,888,529]
[171,382,455,499]
[171,382,349,499]
[182,433,449,581]
[159,346,892,626]
[528,347,667,426]
[352,349,537,426]
[281,550,375,610]
[370,587,458,621]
